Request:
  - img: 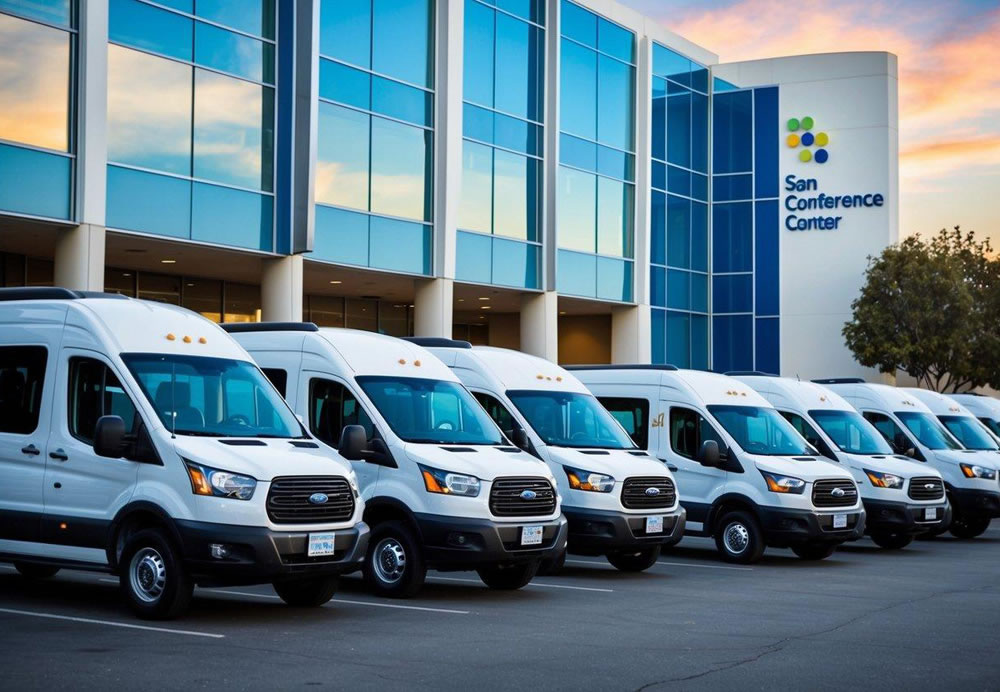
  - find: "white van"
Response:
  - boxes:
[950,393,1000,442]
[574,366,865,564]
[818,379,1000,539]
[0,289,368,619]
[418,342,687,573]
[733,375,949,549]
[226,326,567,597]
[905,388,1000,453]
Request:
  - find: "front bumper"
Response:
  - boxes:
[863,498,951,535]
[414,513,568,570]
[949,487,1000,519]
[563,506,686,556]
[757,506,866,548]
[175,519,369,586]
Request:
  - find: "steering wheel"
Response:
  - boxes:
[570,431,590,441]
[224,414,252,428]
[435,421,456,431]
[744,441,768,453]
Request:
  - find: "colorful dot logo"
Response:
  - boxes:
[787,116,829,164]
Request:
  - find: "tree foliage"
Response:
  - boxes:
[843,227,1000,392]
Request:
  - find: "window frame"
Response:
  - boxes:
[597,396,650,450]
[862,410,924,460]
[308,376,378,447]
[0,344,49,435]
[777,410,835,461]
[66,355,141,446]
[261,367,287,397]
[668,405,724,461]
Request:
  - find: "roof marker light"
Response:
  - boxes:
[414,360,422,367]
[399,359,407,365]
[199,337,207,344]
[183,336,192,343]
[166,333,176,341]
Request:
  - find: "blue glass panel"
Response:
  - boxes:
[755,318,780,375]
[712,202,752,272]
[109,0,192,61]
[319,0,370,68]
[0,143,70,219]
[652,44,690,86]
[463,103,494,143]
[754,86,779,199]
[559,38,596,140]
[107,166,190,238]
[192,183,272,250]
[651,79,666,162]
[557,249,596,298]
[713,90,753,174]
[713,174,753,202]
[650,265,665,308]
[319,59,371,110]
[495,112,542,156]
[691,173,708,201]
[667,166,690,198]
[556,166,595,253]
[667,270,689,310]
[650,191,665,265]
[498,0,543,24]
[596,177,632,257]
[373,76,432,126]
[713,315,753,374]
[493,237,539,289]
[495,13,543,122]
[458,141,492,233]
[597,18,633,63]
[691,91,708,172]
[373,0,434,88]
[691,201,707,272]
[456,230,492,283]
[666,88,690,168]
[494,149,539,241]
[651,308,666,365]
[755,200,780,316]
[713,77,738,93]
[691,315,708,370]
[369,116,432,221]
[597,256,632,302]
[652,161,666,191]
[463,0,494,108]
[195,22,270,83]
[597,146,632,181]
[691,65,708,94]
[666,194,689,269]
[713,274,752,313]
[666,311,690,368]
[196,0,273,39]
[316,103,369,211]
[313,205,369,266]
[369,216,432,274]
[691,273,708,313]
[560,0,595,47]
[0,0,71,25]
[597,55,633,151]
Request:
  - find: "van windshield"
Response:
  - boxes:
[895,411,961,450]
[356,376,503,445]
[707,405,813,456]
[979,417,1000,439]
[507,391,636,449]
[122,354,303,438]
[938,415,999,451]
[809,410,893,455]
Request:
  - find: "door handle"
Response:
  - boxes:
[49,449,69,461]
[21,444,41,456]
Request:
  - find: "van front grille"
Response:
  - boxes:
[489,477,557,517]
[908,477,945,501]
[266,476,355,524]
[621,477,676,509]
[812,479,858,508]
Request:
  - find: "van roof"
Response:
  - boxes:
[735,375,855,413]
[951,393,1000,419]
[902,388,975,417]
[571,365,774,409]
[317,329,457,382]
[433,346,590,394]
[821,381,935,414]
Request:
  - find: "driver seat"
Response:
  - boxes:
[154,381,205,431]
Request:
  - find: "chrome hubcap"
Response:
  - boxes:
[723,522,750,555]
[129,547,166,603]
[373,538,406,585]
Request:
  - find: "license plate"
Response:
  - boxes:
[833,514,848,529]
[521,525,543,546]
[646,516,664,534]
[307,532,337,557]
[925,507,938,521]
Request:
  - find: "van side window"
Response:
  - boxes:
[778,411,835,460]
[597,397,649,449]
[69,358,138,443]
[310,378,375,446]
[262,368,287,397]
[670,407,724,459]
[863,412,913,454]
[0,345,47,434]
[473,392,518,436]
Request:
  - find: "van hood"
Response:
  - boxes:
[543,446,671,480]
[840,452,941,479]
[403,443,556,483]
[933,448,1000,470]
[748,454,855,482]
[170,436,354,481]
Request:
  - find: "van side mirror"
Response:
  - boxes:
[905,447,917,459]
[338,424,368,461]
[698,439,721,467]
[510,428,530,451]
[94,415,126,458]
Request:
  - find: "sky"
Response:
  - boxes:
[620,0,1000,247]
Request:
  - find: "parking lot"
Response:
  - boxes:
[3,530,1000,691]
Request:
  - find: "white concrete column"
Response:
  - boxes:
[632,36,652,307]
[520,291,559,362]
[433,0,463,279]
[261,255,304,322]
[54,224,106,290]
[76,0,108,225]
[541,0,562,291]
[414,277,454,337]
[611,304,651,364]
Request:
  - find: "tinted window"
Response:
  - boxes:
[310,378,375,446]
[979,417,1000,439]
[508,390,635,449]
[896,411,961,451]
[599,397,649,449]
[669,406,724,459]
[707,405,812,456]
[809,409,893,455]
[261,368,287,397]
[69,358,139,443]
[0,346,47,434]
[937,415,997,451]
[863,411,918,456]
[778,411,834,460]
[473,392,518,437]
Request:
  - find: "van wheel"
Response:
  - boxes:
[119,528,193,620]
[13,562,60,579]
[364,521,426,598]
[715,511,765,564]
[273,577,338,607]
[477,561,539,590]
[607,545,661,572]
[870,531,914,550]
[791,542,837,560]
[949,515,991,539]
[537,549,566,576]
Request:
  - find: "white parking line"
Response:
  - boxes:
[566,558,752,572]
[0,607,224,639]
[429,575,614,593]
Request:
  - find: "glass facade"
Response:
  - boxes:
[105,0,275,251]
[556,0,634,302]
[313,0,435,276]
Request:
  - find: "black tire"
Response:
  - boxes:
[477,560,539,590]
[714,510,766,564]
[363,520,426,599]
[606,545,662,572]
[273,576,339,607]
[949,514,991,539]
[119,528,193,620]
[13,562,60,579]
[870,531,914,550]
[791,542,837,561]
[537,549,566,576]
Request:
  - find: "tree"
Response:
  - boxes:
[843,226,1000,392]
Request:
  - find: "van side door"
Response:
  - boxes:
[661,403,728,533]
[303,373,381,491]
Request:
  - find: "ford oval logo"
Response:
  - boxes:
[645,487,661,497]
[520,490,537,500]
[924,483,936,490]
[831,487,845,498]
[309,492,329,505]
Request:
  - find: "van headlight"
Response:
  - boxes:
[563,466,615,493]
[185,460,256,500]
[864,469,904,489]
[960,463,997,480]
[419,464,480,497]
[760,471,806,494]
